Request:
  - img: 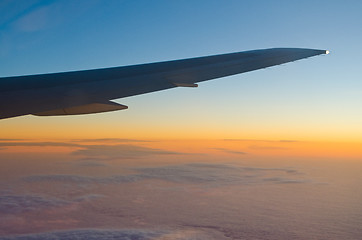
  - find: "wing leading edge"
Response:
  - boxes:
[0,48,328,119]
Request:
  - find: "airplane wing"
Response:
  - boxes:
[0,48,328,119]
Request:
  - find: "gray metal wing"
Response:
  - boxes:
[0,48,328,119]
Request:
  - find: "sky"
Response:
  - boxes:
[1,1,362,239]
[1,0,362,141]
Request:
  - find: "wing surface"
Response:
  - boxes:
[0,48,327,119]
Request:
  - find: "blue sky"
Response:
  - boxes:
[1,0,353,74]
[1,0,362,140]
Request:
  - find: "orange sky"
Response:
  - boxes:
[1,139,361,161]
[2,112,362,143]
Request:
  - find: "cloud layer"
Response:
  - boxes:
[0,194,103,215]
[0,227,225,240]
[0,195,69,215]
[23,163,307,187]
[72,144,180,159]
[0,141,181,159]
[0,229,164,240]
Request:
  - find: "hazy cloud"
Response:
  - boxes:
[0,229,165,240]
[74,161,108,167]
[73,194,104,202]
[262,177,309,184]
[223,139,299,143]
[10,1,101,33]
[0,142,80,148]
[0,194,103,215]
[136,164,304,185]
[240,167,299,174]
[0,141,181,159]
[24,174,143,185]
[13,5,50,32]
[72,138,153,143]
[0,195,70,214]
[212,148,247,155]
[248,145,290,150]
[0,228,222,240]
[0,139,24,141]
[0,0,40,28]
[23,163,306,187]
[72,144,181,159]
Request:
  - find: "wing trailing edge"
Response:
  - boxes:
[33,101,127,116]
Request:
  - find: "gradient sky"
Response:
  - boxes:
[1,0,362,141]
[1,2,362,239]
